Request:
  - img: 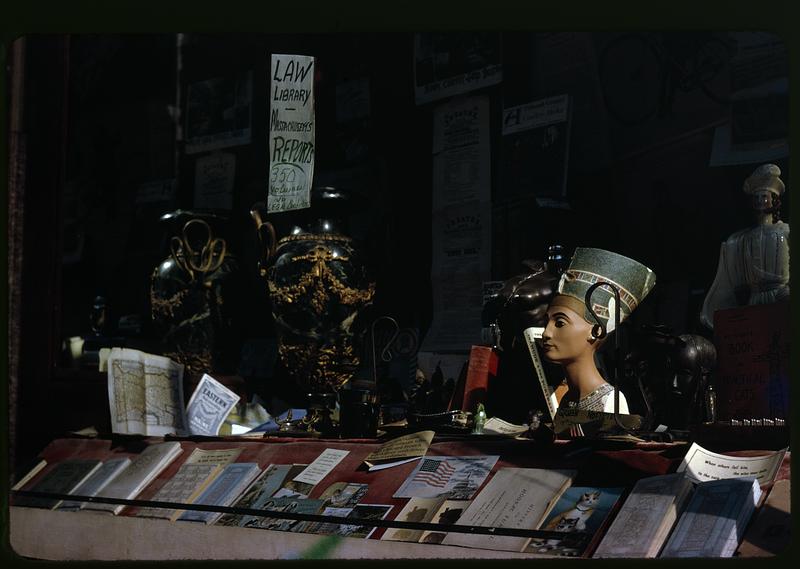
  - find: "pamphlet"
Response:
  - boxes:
[185,373,240,436]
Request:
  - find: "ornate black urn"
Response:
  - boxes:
[150,210,241,375]
[251,187,375,395]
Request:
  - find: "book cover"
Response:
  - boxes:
[713,301,790,421]
[523,486,625,557]
[88,441,183,514]
[307,506,354,536]
[14,459,102,509]
[461,345,498,413]
[661,477,762,557]
[177,462,262,524]
[239,496,324,532]
[442,467,576,552]
[593,473,694,558]
[215,464,292,527]
[272,464,313,498]
[135,462,222,520]
[56,457,132,511]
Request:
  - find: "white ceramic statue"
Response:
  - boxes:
[701,164,790,329]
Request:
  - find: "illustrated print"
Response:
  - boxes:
[544,490,601,532]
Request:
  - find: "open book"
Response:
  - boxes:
[107,348,186,436]
[441,467,576,552]
[660,477,762,557]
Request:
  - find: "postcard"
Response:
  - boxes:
[418,499,471,545]
[393,455,498,499]
[382,497,445,542]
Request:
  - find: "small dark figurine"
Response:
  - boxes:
[480,246,565,423]
[482,247,565,352]
[624,325,716,430]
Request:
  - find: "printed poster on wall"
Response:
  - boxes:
[194,152,235,210]
[414,33,502,105]
[422,96,491,353]
[185,71,253,155]
[268,54,315,214]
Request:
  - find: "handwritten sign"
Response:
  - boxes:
[677,442,786,486]
[268,54,315,213]
[713,302,789,421]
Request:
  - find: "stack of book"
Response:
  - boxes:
[11,437,786,558]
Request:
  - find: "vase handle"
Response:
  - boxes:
[250,203,277,275]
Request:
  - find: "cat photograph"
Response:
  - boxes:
[545,490,601,532]
[525,487,624,557]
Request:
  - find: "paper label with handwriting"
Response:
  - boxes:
[292,449,350,486]
[186,373,240,436]
[677,442,786,486]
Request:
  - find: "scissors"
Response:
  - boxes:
[170,218,227,281]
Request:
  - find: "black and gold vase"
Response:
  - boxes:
[251,187,375,395]
[150,210,241,375]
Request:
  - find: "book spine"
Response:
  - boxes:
[461,346,498,413]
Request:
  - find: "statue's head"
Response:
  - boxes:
[744,163,784,215]
[550,248,656,332]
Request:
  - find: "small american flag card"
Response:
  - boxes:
[393,456,499,499]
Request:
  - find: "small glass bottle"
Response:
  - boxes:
[704,384,717,424]
[472,403,487,434]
